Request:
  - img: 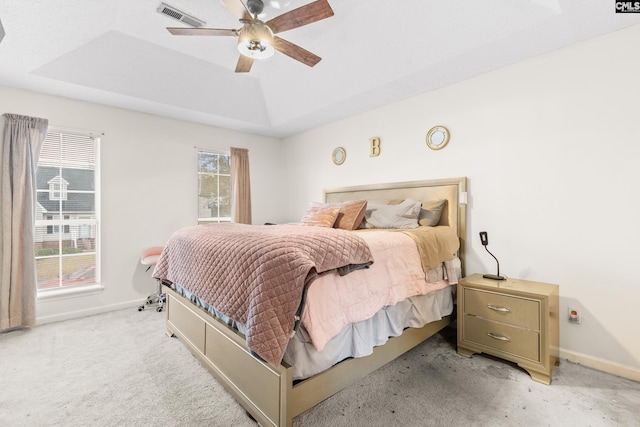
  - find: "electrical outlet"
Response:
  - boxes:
[568,307,581,324]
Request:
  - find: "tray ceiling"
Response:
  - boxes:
[0,0,638,137]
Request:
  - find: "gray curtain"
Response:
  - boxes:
[0,113,49,330]
[230,147,252,224]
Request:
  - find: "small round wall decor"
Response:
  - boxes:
[332,147,346,165]
[426,126,450,150]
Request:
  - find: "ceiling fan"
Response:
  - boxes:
[166,0,334,73]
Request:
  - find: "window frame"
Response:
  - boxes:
[34,126,102,298]
[197,148,232,224]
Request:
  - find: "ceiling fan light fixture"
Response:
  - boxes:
[237,21,274,59]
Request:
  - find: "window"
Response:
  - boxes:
[197,149,231,224]
[34,128,100,292]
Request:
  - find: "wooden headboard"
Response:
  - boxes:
[324,177,468,273]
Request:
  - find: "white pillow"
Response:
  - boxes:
[365,198,421,229]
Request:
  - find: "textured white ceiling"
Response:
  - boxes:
[0,0,639,137]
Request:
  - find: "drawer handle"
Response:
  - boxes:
[487,304,511,313]
[486,332,511,342]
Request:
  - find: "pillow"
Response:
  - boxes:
[364,198,422,229]
[311,200,368,230]
[359,199,391,228]
[418,199,446,226]
[300,206,341,228]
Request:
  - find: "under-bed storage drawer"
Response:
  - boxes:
[205,324,282,424]
[167,295,206,353]
[166,289,287,427]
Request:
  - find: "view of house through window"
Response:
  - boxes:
[34,129,99,291]
[198,150,231,224]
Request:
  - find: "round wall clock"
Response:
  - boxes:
[426,126,450,150]
[332,147,346,165]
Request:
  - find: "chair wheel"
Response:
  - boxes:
[156,307,163,312]
[138,306,144,311]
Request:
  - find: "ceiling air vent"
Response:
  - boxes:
[157,3,205,28]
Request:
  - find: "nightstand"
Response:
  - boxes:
[457,274,559,384]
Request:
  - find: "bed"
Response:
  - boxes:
[156,177,467,427]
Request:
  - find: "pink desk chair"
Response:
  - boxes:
[138,246,166,312]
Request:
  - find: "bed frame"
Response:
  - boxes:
[164,177,467,427]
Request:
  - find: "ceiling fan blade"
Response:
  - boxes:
[266,0,334,34]
[167,27,238,36]
[272,36,321,67]
[235,55,254,73]
[220,0,252,21]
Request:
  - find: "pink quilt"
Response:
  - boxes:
[152,223,373,366]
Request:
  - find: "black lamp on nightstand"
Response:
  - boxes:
[479,231,505,280]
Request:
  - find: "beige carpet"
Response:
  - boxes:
[1,308,638,426]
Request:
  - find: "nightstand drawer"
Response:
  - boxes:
[464,288,539,330]
[463,315,540,362]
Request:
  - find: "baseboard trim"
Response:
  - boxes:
[560,348,640,382]
[36,300,143,325]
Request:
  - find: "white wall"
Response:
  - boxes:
[281,24,640,378]
[0,86,285,323]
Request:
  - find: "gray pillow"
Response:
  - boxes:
[418,199,446,226]
[365,199,421,229]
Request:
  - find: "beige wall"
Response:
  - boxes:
[281,24,640,378]
[0,86,285,323]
